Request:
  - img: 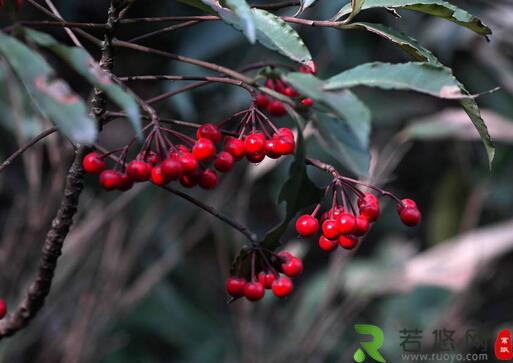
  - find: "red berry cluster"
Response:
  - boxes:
[255,65,315,116]
[0,298,6,320]
[83,109,296,191]
[226,250,303,301]
[295,176,421,252]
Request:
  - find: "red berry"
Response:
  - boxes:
[295,214,319,237]
[301,98,314,107]
[244,132,266,154]
[99,170,123,191]
[397,198,417,213]
[358,193,379,208]
[83,152,106,174]
[281,256,303,277]
[284,87,299,97]
[354,216,370,237]
[118,173,133,191]
[179,172,199,188]
[255,93,270,108]
[322,219,339,239]
[299,62,316,74]
[226,277,246,298]
[400,207,421,227]
[192,138,216,161]
[178,153,199,175]
[319,236,338,252]
[214,151,235,173]
[265,79,275,90]
[274,137,295,155]
[268,100,287,117]
[258,272,276,289]
[277,128,294,141]
[244,282,265,301]
[196,123,221,144]
[161,158,183,180]
[198,169,218,190]
[224,136,245,160]
[145,151,160,165]
[150,166,170,186]
[246,152,265,163]
[274,80,287,94]
[339,235,359,250]
[265,138,281,159]
[359,196,380,222]
[337,212,356,235]
[0,298,6,319]
[127,160,152,182]
[272,277,293,298]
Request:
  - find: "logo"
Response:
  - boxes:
[353,324,386,362]
[495,329,513,361]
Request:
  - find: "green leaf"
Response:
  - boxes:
[201,5,313,66]
[261,109,322,251]
[297,0,319,15]
[342,0,366,23]
[333,0,491,38]
[344,22,441,64]
[24,29,142,136]
[176,0,217,14]
[284,72,371,175]
[0,32,97,144]
[215,0,256,43]
[324,62,468,99]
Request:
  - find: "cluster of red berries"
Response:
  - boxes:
[255,65,315,116]
[295,178,421,252]
[83,117,296,191]
[0,298,6,320]
[226,250,303,301]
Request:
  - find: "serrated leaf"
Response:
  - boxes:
[324,62,468,99]
[0,32,96,144]
[24,29,142,136]
[345,22,440,64]
[333,0,491,38]
[261,110,322,250]
[216,0,256,43]
[284,72,371,175]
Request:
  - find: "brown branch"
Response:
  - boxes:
[0,128,58,174]
[128,20,201,42]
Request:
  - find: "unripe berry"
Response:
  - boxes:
[258,272,276,289]
[337,212,356,235]
[319,236,337,252]
[192,138,216,161]
[322,219,339,239]
[244,282,265,301]
[244,132,266,154]
[127,160,152,182]
[255,93,270,108]
[268,100,287,117]
[224,136,245,160]
[272,276,293,298]
[353,216,370,237]
[214,151,235,173]
[83,152,106,174]
[397,198,417,213]
[400,207,421,226]
[295,214,319,237]
[161,158,183,180]
[339,235,359,250]
[196,123,221,144]
[150,166,170,186]
[198,169,218,190]
[0,298,6,319]
[99,170,123,191]
[280,255,303,277]
[226,277,246,298]
[246,152,265,163]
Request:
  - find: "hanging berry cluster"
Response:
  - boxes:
[255,64,315,117]
[226,250,303,301]
[0,298,6,320]
[82,106,296,191]
[295,170,421,252]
